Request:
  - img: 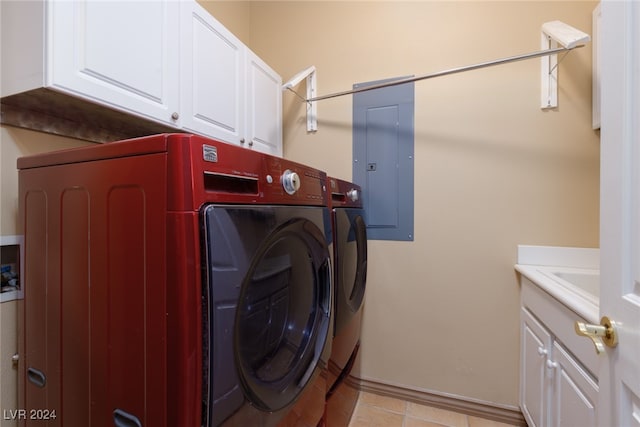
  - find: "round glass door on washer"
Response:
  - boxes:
[201,205,332,426]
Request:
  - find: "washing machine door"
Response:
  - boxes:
[202,205,332,426]
[334,208,367,332]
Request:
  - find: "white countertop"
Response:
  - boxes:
[515,245,600,324]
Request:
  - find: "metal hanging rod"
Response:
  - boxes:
[306,45,582,103]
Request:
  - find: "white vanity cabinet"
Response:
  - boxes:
[1,0,181,127]
[180,1,282,156]
[520,278,599,427]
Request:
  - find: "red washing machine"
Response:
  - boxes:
[325,177,368,426]
[17,133,333,427]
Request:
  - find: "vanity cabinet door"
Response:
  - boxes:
[550,342,598,427]
[50,0,180,126]
[521,308,552,427]
[520,279,600,427]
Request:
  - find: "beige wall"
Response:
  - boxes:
[1,127,91,234]
[199,0,251,46]
[0,301,18,427]
[0,126,90,426]
[0,0,599,415]
[227,1,599,408]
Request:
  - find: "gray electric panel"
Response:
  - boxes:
[353,78,414,241]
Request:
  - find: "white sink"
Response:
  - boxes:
[550,271,599,297]
[515,245,600,323]
[538,268,599,306]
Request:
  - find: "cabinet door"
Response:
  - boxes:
[180,1,245,145]
[550,342,598,427]
[49,0,180,126]
[246,49,283,156]
[521,308,552,427]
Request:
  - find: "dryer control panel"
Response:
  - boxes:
[328,177,363,209]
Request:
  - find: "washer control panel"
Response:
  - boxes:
[189,134,328,206]
[281,170,301,195]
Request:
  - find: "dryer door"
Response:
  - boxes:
[335,208,368,332]
[202,205,332,425]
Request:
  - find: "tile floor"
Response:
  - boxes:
[347,391,519,427]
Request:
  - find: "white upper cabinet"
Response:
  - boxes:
[2,0,282,156]
[181,2,282,156]
[1,0,181,127]
[52,1,181,126]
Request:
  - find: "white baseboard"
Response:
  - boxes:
[347,376,526,426]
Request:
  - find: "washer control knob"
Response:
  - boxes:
[282,170,301,195]
[347,188,359,202]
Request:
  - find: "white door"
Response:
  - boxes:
[598,1,640,426]
[49,0,180,126]
[180,1,246,145]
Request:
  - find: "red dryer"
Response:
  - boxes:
[325,177,368,426]
[17,134,333,427]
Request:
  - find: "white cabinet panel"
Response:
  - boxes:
[50,0,180,125]
[181,1,245,143]
[521,308,551,427]
[246,50,283,157]
[552,342,598,427]
[180,2,282,156]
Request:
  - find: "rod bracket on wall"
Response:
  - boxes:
[282,66,317,132]
[540,20,591,109]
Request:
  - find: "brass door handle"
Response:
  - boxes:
[574,316,618,354]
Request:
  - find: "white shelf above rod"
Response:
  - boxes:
[540,20,591,109]
[282,65,317,132]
